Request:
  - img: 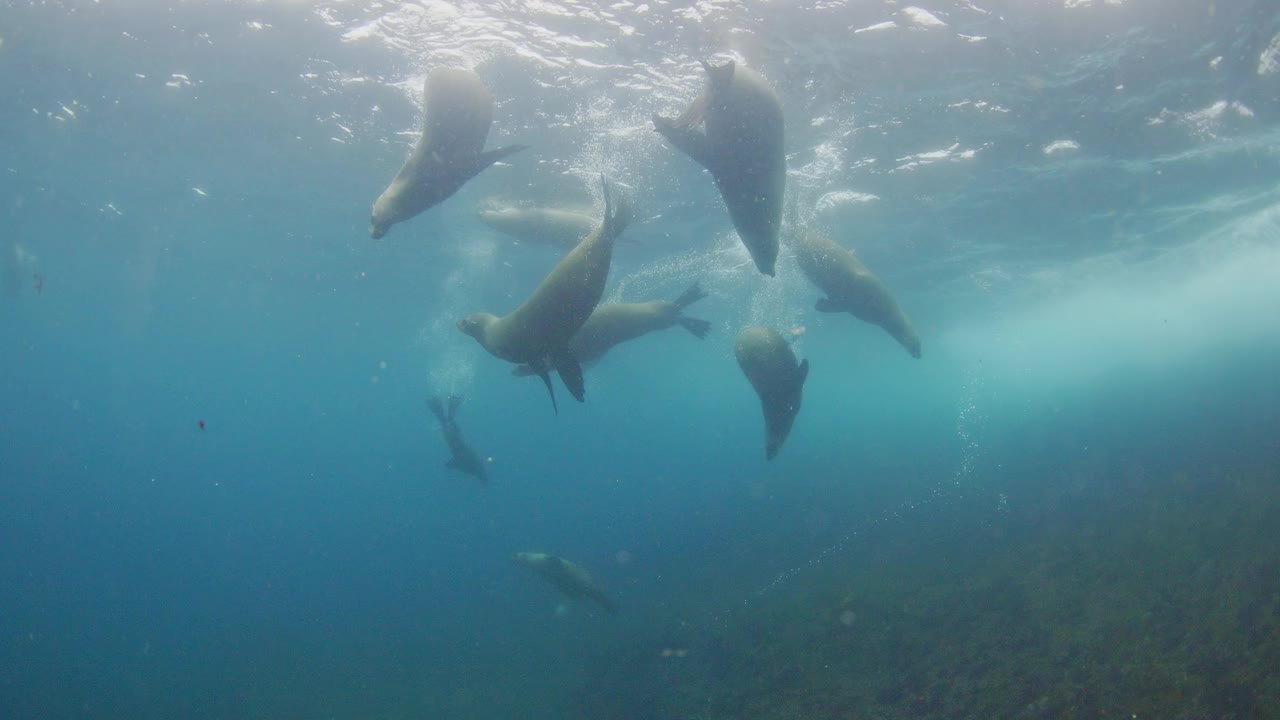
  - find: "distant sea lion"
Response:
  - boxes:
[735,326,809,460]
[476,205,597,250]
[458,177,632,412]
[427,395,487,485]
[654,59,785,276]
[370,68,529,239]
[512,551,617,615]
[511,282,711,376]
[792,228,921,358]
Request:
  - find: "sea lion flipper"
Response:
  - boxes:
[672,281,708,310]
[534,367,560,415]
[653,113,713,170]
[591,590,618,615]
[677,316,712,339]
[599,175,632,244]
[814,297,841,313]
[555,354,586,403]
[796,358,810,387]
[468,144,530,181]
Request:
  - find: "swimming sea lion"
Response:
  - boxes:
[653,59,784,276]
[791,228,921,358]
[511,282,711,376]
[735,326,809,460]
[512,551,617,615]
[458,176,631,413]
[476,205,597,250]
[370,68,528,239]
[427,395,488,485]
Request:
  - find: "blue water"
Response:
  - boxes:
[3,1,1280,718]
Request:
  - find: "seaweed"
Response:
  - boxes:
[573,463,1280,719]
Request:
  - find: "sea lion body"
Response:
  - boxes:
[427,395,487,485]
[512,551,617,614]
[792,228,921,358]
[654,60,784,276]
[459,178,631,411]
[514,282,710,372]
[477,205,597,250]
[735,326,809,460]
[370,68,528,239]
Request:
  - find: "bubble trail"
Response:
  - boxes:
[752,365,988,598]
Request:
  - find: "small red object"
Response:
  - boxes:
[198,420,205,430]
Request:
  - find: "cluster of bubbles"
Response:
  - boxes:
[416,234,500,395]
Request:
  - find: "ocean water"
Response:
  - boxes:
[2,1,1279,718]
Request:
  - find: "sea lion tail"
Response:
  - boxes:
[427,396,447,424]
[677,316,712,340]
[672,282,708,310]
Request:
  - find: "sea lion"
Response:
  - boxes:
[370,68,528,239]
[653,59,785,276]
[735,326,809,460]
[511,282,711,376]
[476,205,597,250]
[458,176,631,413]
[791,228,921,358]
[512,551,617,615]
[427,394,488,485]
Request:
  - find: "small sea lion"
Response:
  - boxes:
[427,395,487,485]
[370,68,528,239]
[458,176,632,412]
[476,205,597,250]
[735,326,809,460]
[791,228,921,358]
[512,551,617,615]
[512,282,711,376]
[654,59,785,276]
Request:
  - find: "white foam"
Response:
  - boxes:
[900,6,946,27]
[1042,139,1080,155]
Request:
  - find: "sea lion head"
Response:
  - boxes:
[457,313,498,341]
[895,326,922,359]
[906,336,922,359]
[511,551,547,568]
[369,208,390,240]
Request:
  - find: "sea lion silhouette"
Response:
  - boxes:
[654,59,784,276]
[370,67,528,239]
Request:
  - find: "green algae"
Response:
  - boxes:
[575,464,1280,719]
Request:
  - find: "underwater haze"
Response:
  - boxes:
[3,0,1280,718]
